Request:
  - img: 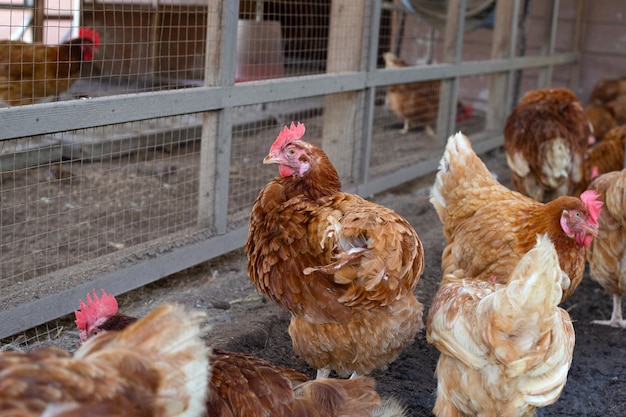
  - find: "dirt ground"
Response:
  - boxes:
[8,146,626,417]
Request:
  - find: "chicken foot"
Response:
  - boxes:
[592,294,626,328]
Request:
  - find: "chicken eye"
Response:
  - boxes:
[287,148,297,157]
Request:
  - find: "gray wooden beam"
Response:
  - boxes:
[322,0,367,181]
[486,0,519,132]
[0,53,579,141]
[436,0,466,143]
[197,0,238,232]
[537,0,560,87]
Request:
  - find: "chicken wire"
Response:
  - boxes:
[0,320,68,352]
[0,113,202,286]
[227,100,325,228]
[0,0,583,340]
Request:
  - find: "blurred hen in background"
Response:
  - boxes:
[383,52,472,136]
[0,27,100,106]
[504,87,593,202]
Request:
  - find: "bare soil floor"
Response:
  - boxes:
[11,147,626,417]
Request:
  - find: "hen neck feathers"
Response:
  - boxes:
[281,147,342,200]
[522,197,584,249]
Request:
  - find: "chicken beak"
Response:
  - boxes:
[263,154,280,165]
[578,221,599,238]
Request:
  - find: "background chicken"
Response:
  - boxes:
[585,102,617,141]
[586,169,626,328]
[75,290,408,417]
[0,27,100,106]
[582,125,626,187]
[0,303,209,417]
[246,122,424,379]
[589,77,626,103]
[605,94,626,125]
[430,132,602,302]
[503,87,593,202]
[585,77,626,136]
[382,52,472,135]
[427,234,575,416]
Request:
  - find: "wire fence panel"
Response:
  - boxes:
[0,0,582,340]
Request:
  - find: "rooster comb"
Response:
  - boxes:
[77,27,101,46]
[74,289,118,331]
[580,190,603,226]
[270,121,306,153]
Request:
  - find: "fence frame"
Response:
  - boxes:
[0,0,579,338]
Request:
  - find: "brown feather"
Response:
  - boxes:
[582,125,626,188]
[0,34,98,106]
[247,131,424,376]
[93,312,406,417]
[382,52,469,134]
[504,87,592,202]
[586,169,626,327]
[431,133,599,302]
[0,304,209,417]
[427,235,575,416]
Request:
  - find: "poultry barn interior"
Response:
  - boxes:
[0,0,625,416]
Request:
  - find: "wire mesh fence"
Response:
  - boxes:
[0,0,581,342]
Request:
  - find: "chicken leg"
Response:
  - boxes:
[592,294,626,328]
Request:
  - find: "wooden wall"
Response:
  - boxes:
[578,0,626,102]
[393,0,626,105]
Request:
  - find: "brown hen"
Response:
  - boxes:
[246,122,424,378]
[0,27,100,106]
[586,169,626,328]
[383,52,472,135]
[589,77,626,103]
[427,235,575,417]
[584,102,617,141]
[582,125,626,187]
[430,132,602,302]
[74,290,408,417]
[504,87,593,202]
[0,303,209,417]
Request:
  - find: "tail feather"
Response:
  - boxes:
[76,304,210,417]
[480,234,567,368]
[295,376,406,417]
[430,132,500,230]
[373,397,408,417]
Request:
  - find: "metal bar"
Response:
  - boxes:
[358,0,382,184]
[33,0,44,42]
[149,0,162,77]
[0,53,579,141]
[445,0,466,137]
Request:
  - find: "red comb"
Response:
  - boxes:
[74,289,118,331]
[77,27,101,47]
[580,190,603,227]
[269,122,306,154]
